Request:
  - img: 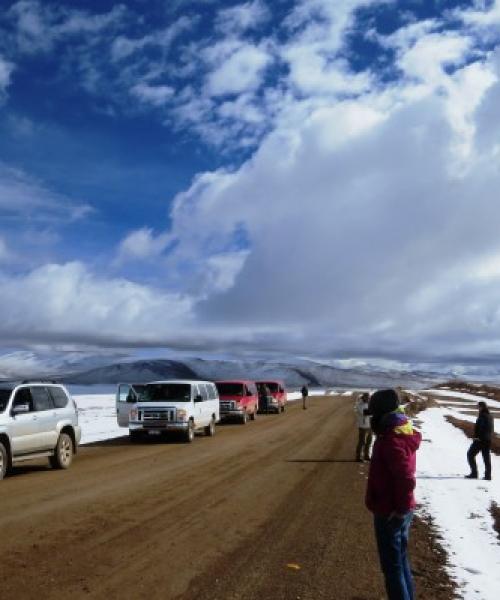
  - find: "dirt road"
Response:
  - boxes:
[0,396,455,600]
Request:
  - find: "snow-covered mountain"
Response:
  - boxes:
[58,357,441,389]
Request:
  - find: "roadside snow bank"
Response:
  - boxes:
[424,389,500,408]
[417,407,500,599]
[74,394,123,445]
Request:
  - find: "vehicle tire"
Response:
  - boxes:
[0,441,8,480]
[185,420,195,443]
[241,411,248,424]
[250,409,257,421]
[205,417,216,437]
[50,433,73,470]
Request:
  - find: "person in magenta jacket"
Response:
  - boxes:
[365,389,422,600]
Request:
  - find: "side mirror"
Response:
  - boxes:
[194,394,203,403]
[12,403,30,416]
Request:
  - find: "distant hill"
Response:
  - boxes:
[60,357,440,389]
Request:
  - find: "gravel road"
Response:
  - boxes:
[0,395,456,600]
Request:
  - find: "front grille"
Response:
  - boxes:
[220,401,235,411]
[141,409,175,422]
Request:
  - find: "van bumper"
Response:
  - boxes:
[129,421,189,432]
[220,408,245,419]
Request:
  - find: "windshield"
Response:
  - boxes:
[131,384,147,400]
[259,382,279,393]
[0,388,13,412]
[142,383,191,402]
[216,382,244,396]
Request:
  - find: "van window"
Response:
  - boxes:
[49,387,69,409]
[216,382,244,396]
[143,383,192,402]
[200,384,209,401]
[261,382,279,393]
[31,387,54,411]
[207,384,217,400]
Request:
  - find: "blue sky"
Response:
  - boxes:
[1,0,500,377]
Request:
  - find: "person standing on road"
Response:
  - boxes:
[466,401,493,481]
[301,384,309,410]
[365,389,422,600]
[355,392,372,462]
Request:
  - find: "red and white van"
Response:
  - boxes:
[256,380,287,413]
[215,380,259,424]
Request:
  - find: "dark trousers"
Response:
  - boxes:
[374,512,415,600]
[356,428,372,460]
[467,440,491,479]
[302,395,307,409]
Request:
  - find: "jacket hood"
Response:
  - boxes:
[377,408,421,449]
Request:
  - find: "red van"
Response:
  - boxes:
[215,380,259,424]
[256,380,287,413]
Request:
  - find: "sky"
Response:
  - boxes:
[1,0,500,377]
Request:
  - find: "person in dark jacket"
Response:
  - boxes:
[466,401,494,480]
[301,384,309,410]
[365,389,422,600]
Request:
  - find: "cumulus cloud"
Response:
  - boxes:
[0,262,195,347]
[116,228,172,263]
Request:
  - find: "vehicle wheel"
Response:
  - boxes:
[241,411,248,424]
[250,409,257,421]
[0,441,8,480]
[185,420,195,443]
[205,417,216,437]
[50,433,73,470]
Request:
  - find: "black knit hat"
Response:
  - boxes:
[368,389,399,418]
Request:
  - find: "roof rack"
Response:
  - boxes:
[21,379,58,384]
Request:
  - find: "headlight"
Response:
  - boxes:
[177,409,187,421]
[129,408,138,420]
[270,397,278,403]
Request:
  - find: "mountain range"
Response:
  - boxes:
[55,357,442,389]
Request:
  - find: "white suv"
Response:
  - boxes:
[0,381,82,480]
[116,380,220,443]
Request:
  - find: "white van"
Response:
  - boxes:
[116,380,220,443]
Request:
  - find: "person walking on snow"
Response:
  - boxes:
[355,392,372,462]
[365,389,421,600]
[466,401,493,481]
[301,384,309,410]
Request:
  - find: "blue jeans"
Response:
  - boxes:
[374,511,415,600]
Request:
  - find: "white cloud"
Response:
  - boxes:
[110,17,194,62]
[0,163,92,223]
[6,1,127,53]
[205,41,272,96]
[0,55,14,99]
[116,228,172,263]
[215,0,270,35]
[142,43,500,361]
[130,82,174,107]
[0,262,195,346]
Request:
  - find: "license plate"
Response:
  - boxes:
[147,429,161,435]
